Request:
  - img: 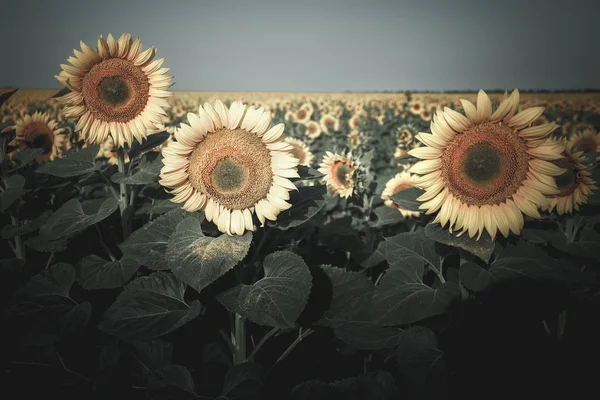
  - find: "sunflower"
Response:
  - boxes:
[409,100,424,115]
[294,108,311,124]
[285,137,314,166]
[381,171,421,218]
[567,128,600,155]
[320,114,340,133]
[542,140,598,215]
[348,130,361,149]
[55,33,173,148]
[159,101,299,236]
[305,121,321,139]
[10,112,67,162]
[318,151,356,198]
[408,89,565,240]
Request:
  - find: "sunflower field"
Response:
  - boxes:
[1,34,600,400]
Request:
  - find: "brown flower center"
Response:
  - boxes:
[441,122,530,206]
[553,157,579,196]
[81,58,150,123]
[23,122,54,154]
[573,138,596,153]
[331,161,355,188]
[187,128,273,210]
[296,110,307,120]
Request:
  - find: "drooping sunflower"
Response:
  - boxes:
[284,137,314,166]
[567,128,600,156]
[318,151,356,198]
[542,140,598,215]
[10,112,67,162]
[409,89,565,240]
[159,101,299,236]
[55,33,173,148]
[382,171,421,218]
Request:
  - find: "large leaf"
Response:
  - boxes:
[130,340,173,382]
[292,370,398,400]
[550,228,600,260]
[35,145,99,177]
[395,326,446,388]
[60,301,92,338]
[111,153,163,185]
[24,235,69,252]
[119,208,188,270]
[390,187,425,212]
[331,320,404,350]
[1,174,25,211]
[167,217,252,294]
[50,87,71,98]
[1,210,51,239]
[127,131,170,160]
[40,197,118,240]
[16,263,75,303]
[425,223,495,263]
[77,254,142,290]
[268,184,327,230]
[148,364,197,395]
[372,206,405,227]
[10,148,44,168]
[459,240,562,292]
[99,272,202,341]
[135,199,180,216]
[366,233,459,325]
[217,251,312,329]
[221,362,264,400]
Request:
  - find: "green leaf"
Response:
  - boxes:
[395,326,446,388]
[77,254,142,290]
[120,208,188,270]
[60,301,92,338]
[50,87,71,98]
[389,187,424,212]
[551,229,600,260]
[11,148,44,167]
[0,88,18,107]
[291,370,398,400]
[1,174,25,211]
[217,251,312,329]
[459,240,561,292]
[16,263,75,302]
[127,131,170,160]
[221,362,264,400]
[315,265,374,327]
[35,145,99,177]
[135,199,180,216]
[424,223,495,263]
[24,235,69,252]
[40,197,118,240]
[295,165,324,181]
[129,340,174,383]
[111,153,163,185]
[268,184,327,230]
[148,364,197,394]
[372,206,405,227]
[99,272,201,341]
[1,210,51,239]
[331,320,403,350]
[167,217,252,294]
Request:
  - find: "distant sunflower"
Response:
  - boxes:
[542,140,598,215]
[409,100,424,115]
[295,107,311,124]
[568,128,600,155]
[348,114,361,130]
[320,114,340,133]
[11,112,67,162]
[409,89,565,240]
[159,101,299,235]
[285,137,314,166]
[318,151,356,198]
[55,33,173,148]
[305,121,321,139]
[348,130,361,149]
[381,171,421,218]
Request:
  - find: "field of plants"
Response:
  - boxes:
[1,34,600,400]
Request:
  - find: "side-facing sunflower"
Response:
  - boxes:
[284,137,314,166]
[542,139,598,215]
[159,101,299,236]
[409,89,565,240]
[10,112,67,162]
[318,151,356,199]
[55,33,173,148]
[567,128,600,160]
[381,170,421,218]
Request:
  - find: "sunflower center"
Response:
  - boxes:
[98,76,131,107]
[553,157,579,196]
[187,128,273,210]
[23,123,54,154]
[441,122,530,207]
[81,58,150,123]
[574,138,596,153]
[332,162,354,187]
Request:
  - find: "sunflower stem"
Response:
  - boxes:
[10,213,25,262]
[248,327,279,362]
[117,148,131,239]
[274,328,314,366]
[231,312,247,365]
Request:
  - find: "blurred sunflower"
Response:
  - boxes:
[159,101,299,236]
[318,151,356,198]
[381,171,421,218]
[542,140,598,215]
[11,112,67,162]
[285,137,314,166]
[348,130,361,149]
[568,128,599,155]
[55,33,173,148]
[320,114,340,133]
[409,89,565,240]
[305,121,321,139]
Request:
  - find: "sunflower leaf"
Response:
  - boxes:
[1,174,25,211]
[127,131,170,160]
[550,229,600,260]
[24,235,69,252]
[295,165,324,181]
[292,370,398,399]
[424,223,495,263]
[135,199,180,216]
[167,216,252,294]
[129,340,174,383]
[269,184,327,230]
[147,364,197,394]
[331,319,404,350]
[221,362,264,400]
[11,148,44,168]
[99,272,201,341]
[459,240,562,292]
[50,87,71,99]
[39,197,118,240]
[111,153,163,185]
[35,145,99,178]
[76,254,142,290]
[119,208,188,270]
[15,263,75,302]
[0,88,18,107]
[395,326,446,390]
[372,205,405,227]
[389,187,424,212]
[60,301,92,338]
[216,251,312,329]
[1,210,51,239]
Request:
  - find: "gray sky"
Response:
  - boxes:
[1,0,599,91]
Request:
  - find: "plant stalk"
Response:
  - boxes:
[232,313,247,365]
[117,149,131,239]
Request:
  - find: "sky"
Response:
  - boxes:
[1,0,599,92]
